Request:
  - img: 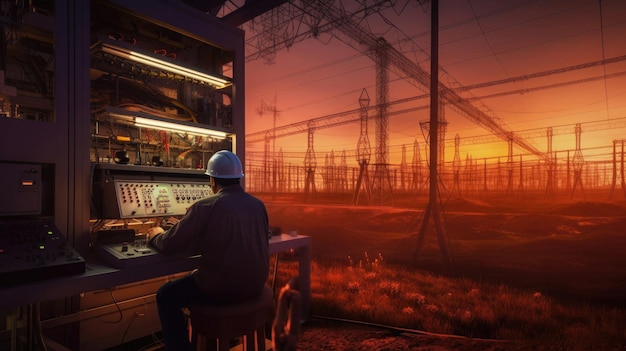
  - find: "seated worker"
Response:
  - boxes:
[148,150,270,351]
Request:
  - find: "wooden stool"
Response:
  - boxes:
[189,286,274,351]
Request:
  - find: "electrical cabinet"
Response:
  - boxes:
[0,0,246,349]
[0,1,55,122]
[82,1,246,349]
[89,0,241,169]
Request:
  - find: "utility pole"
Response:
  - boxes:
[415,0,452,270]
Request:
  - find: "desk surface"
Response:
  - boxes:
[0,234,311,310]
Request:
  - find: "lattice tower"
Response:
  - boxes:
[506,132,514,194]
[340,150,348,192]
[264,132,271,192]
[452,133,461,197]
[304,121,317,201]
[571,123,585,199]
[356,88,371,165]
[400,144,408,191]
[411,139,422,192]
[353,88,372,205]
[545,127,555,199]
[609,140,626,199]
[246,0,546,160]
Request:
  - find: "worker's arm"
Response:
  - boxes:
[148,202,206,254]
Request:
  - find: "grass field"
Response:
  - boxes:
[262,193,626,350]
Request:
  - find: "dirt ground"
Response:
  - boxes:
[261,193,626,350]
[295,317,537,351]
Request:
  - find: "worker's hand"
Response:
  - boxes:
[147,226,165,239]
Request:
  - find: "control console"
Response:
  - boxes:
[0,219,86,286]
[92,163,210,268]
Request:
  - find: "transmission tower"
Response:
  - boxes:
[609,139,626,199]
[452,134,461,198]
[304,121,317,202]
[258,96,280,193]
[246,0,547,165]
[353,88,372,205]
[325,150,344,192]
[505,133,514,195]
[400,144,408,192]
[411,139,422,193]
[482,158,488,195]
[277,148,284,192]
[244,0,571,205]
[340,150,348,192]
[263,131,271,192]
[517,155,524,197]
[545,127,555,199]
[570,123,585,199]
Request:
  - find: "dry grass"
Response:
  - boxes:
[264,198,626,350]
[273,253,626,350]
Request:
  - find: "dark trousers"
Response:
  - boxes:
[156,275,215,351]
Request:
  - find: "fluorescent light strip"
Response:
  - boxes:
[135,117,228,139]
[101,44,231,89]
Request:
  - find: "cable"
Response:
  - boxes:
[120,311,139,344]
[142,297,165,349]
[311,315,511,343]
[98,289,124,323]
[34,303,48,351]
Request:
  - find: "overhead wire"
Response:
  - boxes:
[245,0,626,180]
[443,1,617,70]
[251,0,602,122]
[598,0,610,120]
[466,0,511,80]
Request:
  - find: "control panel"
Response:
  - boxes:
[95,238,195,269]
[93,228,182,268]
[0,219,86,286]
[92,164,213,268]
[112,180,211,218]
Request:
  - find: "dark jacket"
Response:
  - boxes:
[150,184,269,302]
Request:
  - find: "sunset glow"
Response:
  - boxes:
[244,0,626,178]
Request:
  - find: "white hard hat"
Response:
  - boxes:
[205,150,244,178]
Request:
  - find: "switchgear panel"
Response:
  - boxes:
[93,163,211,219]
[110,180,211,218]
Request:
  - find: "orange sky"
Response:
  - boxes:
[244,0,626,167]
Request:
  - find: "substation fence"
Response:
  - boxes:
[244,155,626,200]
